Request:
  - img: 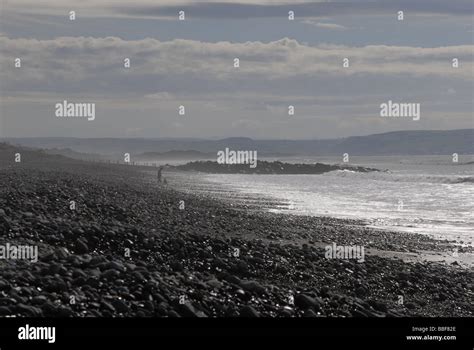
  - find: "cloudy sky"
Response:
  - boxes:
[0,0,473,139]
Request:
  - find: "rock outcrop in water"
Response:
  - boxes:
[174,161,380,174]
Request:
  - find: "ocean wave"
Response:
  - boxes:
[440,176,474,184]
[398,175,474,184]
[334,169,357,173]
[326,171,474,184]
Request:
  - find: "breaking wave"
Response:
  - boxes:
[326,171,474,184]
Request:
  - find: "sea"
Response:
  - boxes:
[163,155,473,246]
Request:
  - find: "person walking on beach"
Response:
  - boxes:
[157,166,163,183]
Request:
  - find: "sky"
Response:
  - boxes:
[0,0,473,139]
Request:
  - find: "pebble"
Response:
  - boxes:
[240,280,266,295]
[102,269,120,280]
[239,305,260,317]
[295,294,321,311]
[107,261,126,272]
[75,239,89,254]
[111,299,129,314]
[0,306,12,316]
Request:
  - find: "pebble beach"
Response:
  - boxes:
[0,143,472,318]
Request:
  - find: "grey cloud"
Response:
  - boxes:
[5,1,473,18]
[1,36,472,98]
[1,35,472,138]
[115,1,473,19]
[302,21,348,30]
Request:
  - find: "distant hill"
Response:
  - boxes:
[43,148,106,161]
[0,143,80,168]
[135,150,213,160]
[3,129,473,156]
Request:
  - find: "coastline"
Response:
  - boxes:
[0,148,472,317]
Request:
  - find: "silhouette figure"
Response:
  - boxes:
[157,166,163,183]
